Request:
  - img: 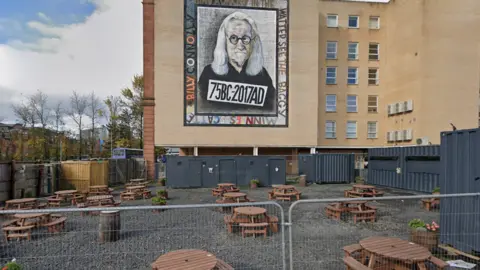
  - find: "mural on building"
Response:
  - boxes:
[184,0,289,127]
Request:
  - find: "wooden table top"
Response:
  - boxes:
[234,207,266,216]
[223,192,246,198]
[14,213,49,219]
[342,200,368,205]
[126,185,145,190]
[87,195,113,201]
[360,237,431,262]
[353,184,375,189]
[130,179,145,182]
[6,198,37,204]
[151,249,217,270]
[90,185,108,189]
[217,183,235,187]
[274,185,296,190]
[55,190,77,195]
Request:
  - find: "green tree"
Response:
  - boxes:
[120,75,144,149]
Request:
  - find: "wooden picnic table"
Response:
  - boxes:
[87,195,114,206]
[126,185,146,191]
[222,192,248,202]
[151,249,217,270]
[90,185,108,189]
[5,198,37,209]
[353,184,375,191]
[218,183,235,187]
[360,236,431,269]
[14,213,51,227]
[270,185,301,201]
[233,207,267,223]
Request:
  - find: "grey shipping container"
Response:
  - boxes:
[165,156,286,188]
[440,129,480,253]
[367,146,441,193]
[298,154,355,184]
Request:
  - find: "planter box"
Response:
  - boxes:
[409,229,439,250]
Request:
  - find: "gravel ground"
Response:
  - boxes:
[0,183,438,270]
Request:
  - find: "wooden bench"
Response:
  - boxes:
[267,215,279,233]
[3,225,34,241]
[343,256,370,270]
[342,244,362,257]
[351,210,376,224]
[372,191,384,197]
[43,216,67,233]
[429,256,448,269]
[37,202,47,209]
[275,192,301,201]
[2,219,20,227]
[212,188,224,196]
[239,223,268,238]
[325,205,343,221]
[120,192,136,201]
[348,191,364,198]
[344,190,351,198]
[215,259,234,270]
[47,198,62,207]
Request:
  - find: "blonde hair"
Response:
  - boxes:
[211,11,264,76]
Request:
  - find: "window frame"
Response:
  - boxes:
[368,95,378,113]
[326,95,337,112]
[347,95,358,113]
[348,42,359,60]
[368,68,379,85]
[347,67,359,85]
[326,41,338,60]
[326,14,339,28]
[346,121,358,139]
[326,66,337,85]
[367,121,378,139]
[348,15,359,28]
[325,120,337,139]
[369,16,380,29]
[369,43,380,61]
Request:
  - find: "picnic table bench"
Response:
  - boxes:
[224,207,279,235]
[43,216,67,233]
[2,225,34,241]
[151,249,217,270]
[5,198,39,210]
[421,197,440,211]
[325,201,376,223]
[345,185,384,198]
[239,222,268,238]
[269,185,301,201]
[212,183,240,196]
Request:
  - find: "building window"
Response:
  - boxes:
[347,95,358,112]
[326,41,337,59]
[326,67,337,84]
[346,121,357,139]
[368,68,379,85]
[348,42,358,60]
[348,15,359,28]
[327,14,338,27]
[367,121,378,139]
[369,16,380,29]
[369,43,379,60]
[326,121,336,138]
[348,67,358,85]
[368,95,378,113]
[326,95,337,112]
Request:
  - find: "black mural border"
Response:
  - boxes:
[183,0,289,128]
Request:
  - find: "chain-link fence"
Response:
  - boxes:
[0,201,286,270]
[288,192,480,270]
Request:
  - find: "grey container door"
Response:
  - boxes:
[188,160,202,188]
[219,159,237,185]
[201,161,217,188]
[269,159,286,186]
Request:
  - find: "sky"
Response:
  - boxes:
[0,0,143,126]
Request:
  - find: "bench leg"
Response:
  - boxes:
[296,194,300,200]
[270,223,278,233]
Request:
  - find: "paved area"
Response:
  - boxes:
[0,183,439,270]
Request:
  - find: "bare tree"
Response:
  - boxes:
[104,95,122,153]
[86,91,103,156]
[11,102,36,127]
[52,101,64,160]
[29,90,51,159]
[67,91,88,157]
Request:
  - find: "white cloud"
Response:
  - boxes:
[37,12,52,23]
[0,0,143,126]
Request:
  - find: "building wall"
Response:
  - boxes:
[149,0,480,150]
[154,0,319,147]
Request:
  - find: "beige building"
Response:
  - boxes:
[141,0,480,175]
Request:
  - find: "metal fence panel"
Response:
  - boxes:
[367,146,440,193]
[166,156,287,188]
[288,193,480,269]
[108,159,146,186]
[0,202,286,270]
[441,129,480,252]
[0,162,11,202]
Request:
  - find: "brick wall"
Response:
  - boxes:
[142,0,156,180]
